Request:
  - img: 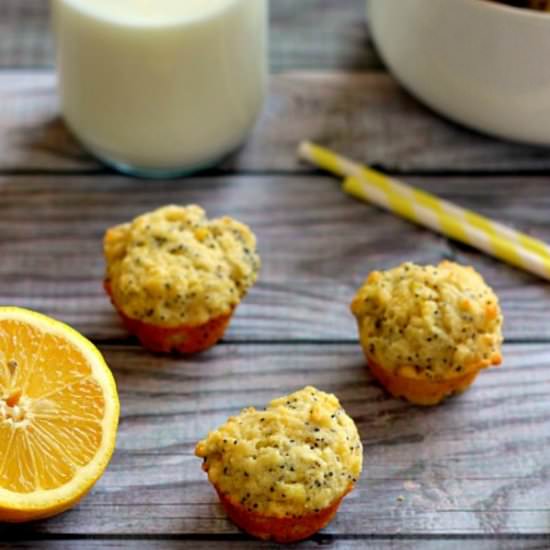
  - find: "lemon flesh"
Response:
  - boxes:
[0,307,119,522]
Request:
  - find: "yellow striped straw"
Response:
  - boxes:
[298,141,550,281]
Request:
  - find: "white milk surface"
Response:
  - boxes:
[61,0,237,26]
[52,0,267,173]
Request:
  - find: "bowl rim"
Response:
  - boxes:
[458,0,550,21]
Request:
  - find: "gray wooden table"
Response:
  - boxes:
[1,1,550,548]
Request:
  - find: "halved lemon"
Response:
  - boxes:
[0,307,119,522]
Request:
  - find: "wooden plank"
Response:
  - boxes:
[0,0,380,72]
[2,72,550,174]
[270,0,382,72]
[3,539,549,549]
[0,342,549,537]
[1,174,549,342]
[0,0,53,69]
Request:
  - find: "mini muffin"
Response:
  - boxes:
[195,387,362,543]
[103,205,260,354]
[351,261,503,406]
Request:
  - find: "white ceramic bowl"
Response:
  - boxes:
[368,0,550,145]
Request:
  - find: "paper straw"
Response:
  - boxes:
[298,141,550,281]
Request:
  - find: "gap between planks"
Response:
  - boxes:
[5,168,550,179]
[93,338,550,347]
[3,532,550,542]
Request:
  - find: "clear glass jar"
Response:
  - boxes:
[51,0,268,178]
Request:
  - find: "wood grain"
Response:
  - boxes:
[0,0,380,72]
[0,0,53,69]
[0,342,549,538]
[2,72,550,174]
[1,174,549,342]
[270,0,381,72]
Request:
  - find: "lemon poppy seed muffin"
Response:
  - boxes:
[195,386,362,543]
[104,205,260,353]
[351,261,503,405]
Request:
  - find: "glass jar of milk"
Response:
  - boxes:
[51,0,267,178]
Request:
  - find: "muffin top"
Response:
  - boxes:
[104,205,260,327]
[351,261,503,379]
[195,387,363,518]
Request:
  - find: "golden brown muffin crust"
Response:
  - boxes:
[351,261,503,379]
[104,205,260,327]
[195,387,362,518]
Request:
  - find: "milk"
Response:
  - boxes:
[51,0,267,176]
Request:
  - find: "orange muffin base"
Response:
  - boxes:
[367,356,485,406]
[104,281,232,354]
[214,485,352,543]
